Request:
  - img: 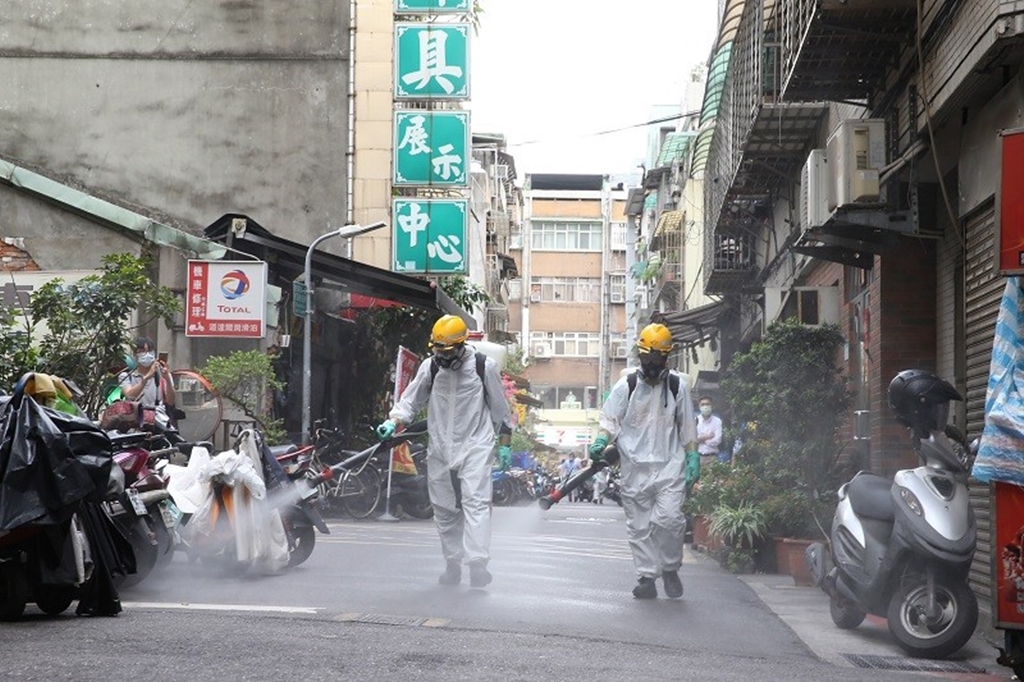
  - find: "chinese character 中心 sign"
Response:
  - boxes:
[186,260,268,338]
[394,111,468,186]
[395,0,471,12]
[394,23,470,99]
[392,199,467,274]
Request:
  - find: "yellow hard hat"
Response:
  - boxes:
[638,323,673,354]
[431,314,469,349]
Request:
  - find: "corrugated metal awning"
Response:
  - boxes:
[658,300,727,349]
[204,213,474,324]
[654,210,685,238]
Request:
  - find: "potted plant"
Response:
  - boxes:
[708,502,767,574]
[718,320,854,582]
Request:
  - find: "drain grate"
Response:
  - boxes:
[336,612,449,628]
[842,654,986,673]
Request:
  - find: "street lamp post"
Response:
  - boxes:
[302,221,386,444]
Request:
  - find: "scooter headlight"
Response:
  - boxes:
[898,486,924,517]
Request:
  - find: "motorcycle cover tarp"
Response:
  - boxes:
[172,431,289,573]
[0,393,114,530]
[974,277,1024,484]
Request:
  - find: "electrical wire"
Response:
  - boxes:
[508,110,701,148]
[917,0,965,254]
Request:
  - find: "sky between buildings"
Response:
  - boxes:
[470,0,720,178]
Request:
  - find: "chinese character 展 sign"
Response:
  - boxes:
[392,199,467,274]
[394,23,470,99]
[395,0,470,12]
[186,260,268,338]
[394,111,468,186]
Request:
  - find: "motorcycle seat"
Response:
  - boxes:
[847,472,894,522]
[268,444,298,458]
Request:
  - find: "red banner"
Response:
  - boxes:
[391,346,422,474]
[993,481,1024,627]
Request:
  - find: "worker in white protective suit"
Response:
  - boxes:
[590,323,699,599]
[377,315,514,588]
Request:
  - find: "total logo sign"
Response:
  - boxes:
[185,260,268,338]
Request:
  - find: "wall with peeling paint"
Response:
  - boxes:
[0,1,350,247]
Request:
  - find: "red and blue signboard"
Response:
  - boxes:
[185,260,268,338]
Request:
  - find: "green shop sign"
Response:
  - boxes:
[394,23,470,99]
[395,0,471,12]
[392,199,467,274]
[393,111,469,187]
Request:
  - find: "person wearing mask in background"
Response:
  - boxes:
[376,315,514,589]
[589,323,698,599]
[696,396,723,468]
[118,336,176,417]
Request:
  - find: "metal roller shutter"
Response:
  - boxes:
[964,200,1000,600]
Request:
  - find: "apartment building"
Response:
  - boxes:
[701,0,1024,599]
[508,174,629,451]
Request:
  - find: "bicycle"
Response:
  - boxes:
[311,420,429,519]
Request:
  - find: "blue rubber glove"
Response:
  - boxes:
[684,451,701,487]
[376,419,397,441]
[589,433,610,462]
[497,445,512,470]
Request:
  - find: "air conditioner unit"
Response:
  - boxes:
[611,343,628,358]
[529,292,542,303]
[532,342,552,359]
[826,118,886,211]
[610,291,625,303]
[800,149,830,230]
[764,286,841,327]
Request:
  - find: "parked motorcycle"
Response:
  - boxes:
[379,441,433,520]
[105,432,183,586]
[805,369,978,659]
[1,373,133,618]
[600,468,623,506]
[265,438,332,566]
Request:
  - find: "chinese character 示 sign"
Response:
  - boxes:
[394,23,470,99]
[392,199,467,274]
[186,260,268,338]
[395,0,471,12]
[394,111,468,186]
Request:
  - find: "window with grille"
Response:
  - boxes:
[529,277,601,303]
[530,221,603,251]
[529,331,601,357]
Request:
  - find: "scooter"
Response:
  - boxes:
[805,369,978,659]
[265,439,332,566]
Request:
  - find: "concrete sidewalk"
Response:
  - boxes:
[739,572,1009,679]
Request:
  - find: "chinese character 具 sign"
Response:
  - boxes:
[392,199,467,274]
[394,23,470,100]
[395,0,471,12]
[186,260,268,338]
[394,111,469,186]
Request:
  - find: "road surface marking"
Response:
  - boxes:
[123,601,319,614]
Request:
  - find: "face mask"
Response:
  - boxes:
[136,351,156,367]
[639,353,667,381]
[700,405,713,417]
[434,344,465,370]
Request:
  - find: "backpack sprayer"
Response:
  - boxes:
[538,445,620,510]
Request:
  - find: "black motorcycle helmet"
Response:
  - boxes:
[887,369,963,437]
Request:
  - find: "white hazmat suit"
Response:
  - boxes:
[598,370,696,580]
[389,345,514,567]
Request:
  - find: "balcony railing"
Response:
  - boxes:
[778,0,916,103]
[703,0,827,294]
[705,231,760,295]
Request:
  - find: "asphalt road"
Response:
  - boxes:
[0,503,975,681]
